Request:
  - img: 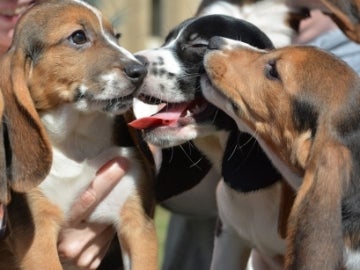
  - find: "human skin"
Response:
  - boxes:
[0,0,34,54]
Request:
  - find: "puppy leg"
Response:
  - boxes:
[211,218,251,270]
[118,194,158,270]
[211,181,251,270]
[10,190,63,270]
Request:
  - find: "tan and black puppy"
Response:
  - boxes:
[0,1,156,270]
[202,38,360,270]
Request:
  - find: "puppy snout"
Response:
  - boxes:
[124,61,147,85]
[208,36,226,50]
[135,55,149,67]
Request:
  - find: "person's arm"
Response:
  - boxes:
[58,157,128,270]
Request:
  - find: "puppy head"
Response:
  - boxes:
[131,15,274,147]
[202,37,359,169]
[0,0,147,203]
[12,0,146,115]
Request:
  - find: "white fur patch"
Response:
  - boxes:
[39,105,142,225]
[344,247,360,270]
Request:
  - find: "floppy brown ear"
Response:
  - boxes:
[0,50,52,204]
[285,141,350,269]
[320,0,360,43]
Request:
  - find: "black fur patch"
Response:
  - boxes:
[222,130,281,192]
[155,143,212,202]
[292,97,318,136]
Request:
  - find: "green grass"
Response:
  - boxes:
[155,206,170,267]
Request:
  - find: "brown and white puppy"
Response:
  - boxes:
[0,1,157,270]
[202,37,360,269]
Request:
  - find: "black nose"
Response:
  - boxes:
[124,61,147,85]
[135,55,149,67]
[208,36,226,50]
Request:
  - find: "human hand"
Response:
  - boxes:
[293,9,337,44]
[58,157,129,270]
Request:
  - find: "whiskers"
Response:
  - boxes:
[226,131,258,163]
[178,142,205,169]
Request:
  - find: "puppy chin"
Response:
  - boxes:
[142,126,199,148]
[200,75,227,113]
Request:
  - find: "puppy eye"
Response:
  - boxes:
[115,33,122,40]
[265,60,281,81]
[69,30,88,45]
[191,42,207,48]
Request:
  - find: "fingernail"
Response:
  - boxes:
[96,156,129,176]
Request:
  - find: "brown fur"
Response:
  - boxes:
[0,42,52,204]
[203,43,360,269]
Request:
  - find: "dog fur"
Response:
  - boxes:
[0,1,157,270]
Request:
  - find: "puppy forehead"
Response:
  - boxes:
[26,0,114,39]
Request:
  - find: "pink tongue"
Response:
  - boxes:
[129,103,188,130]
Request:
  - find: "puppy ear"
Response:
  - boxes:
[321,0,360,43]
[285,141,350,269]
[0,50,52,204]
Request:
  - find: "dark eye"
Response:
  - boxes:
[69,30,88,45]
[265,60,281,81]
[115,33,121,40]
[191,42,207,48]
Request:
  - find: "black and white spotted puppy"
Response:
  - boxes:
[129,14,289,270]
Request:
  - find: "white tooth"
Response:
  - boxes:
[186,110,192,117]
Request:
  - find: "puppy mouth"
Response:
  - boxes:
[129,94,216,130]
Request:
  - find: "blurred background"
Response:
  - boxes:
[87,0,202,52]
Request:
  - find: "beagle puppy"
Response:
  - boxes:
[201,37,360,269]
[0,1,156,270]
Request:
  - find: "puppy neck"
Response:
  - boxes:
[40,104,114,161]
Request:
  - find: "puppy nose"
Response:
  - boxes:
[208,36,225,50]
[135,55,149,67]
[124,61,147,84]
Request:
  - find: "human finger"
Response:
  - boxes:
[67,157,129,224]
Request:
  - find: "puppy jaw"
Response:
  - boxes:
[17,1,142,115]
